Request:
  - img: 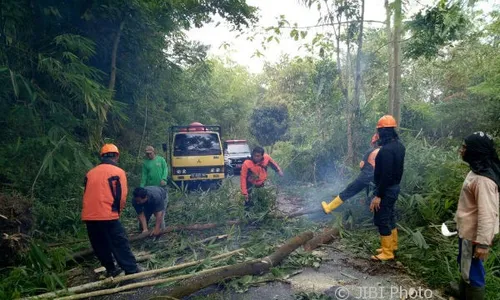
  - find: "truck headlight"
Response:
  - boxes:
[210,168,215,173]
[182,169,187,174]
[216,168,221,173]
[176,169,181,174]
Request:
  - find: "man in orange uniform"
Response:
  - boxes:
[240,146,283,207]
[82,144,139,277]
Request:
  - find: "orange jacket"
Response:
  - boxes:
[240,154,281,195]
[82,160,128,221]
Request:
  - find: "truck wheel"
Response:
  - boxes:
[173,181,188,191]
[226,166,234,177]
[208,180,222,190]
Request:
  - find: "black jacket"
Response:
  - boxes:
[374,139,405,197]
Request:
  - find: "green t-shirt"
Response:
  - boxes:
[140,156,168,187]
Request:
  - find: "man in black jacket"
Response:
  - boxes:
[370,115,405,261]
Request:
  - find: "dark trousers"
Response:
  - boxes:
[245,181,263,209]
[458,238,486,287]
[339,178,370,201]
[86,220,138,274]
[373,185,400,236]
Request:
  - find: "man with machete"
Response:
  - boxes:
[455,131,500,299]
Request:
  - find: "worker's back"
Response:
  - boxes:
[374,139,405,187]
[82,161,128,221]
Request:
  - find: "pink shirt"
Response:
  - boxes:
[455,171,499,245]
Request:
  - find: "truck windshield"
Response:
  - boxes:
[227,144,250,154]
[174,133,221,156]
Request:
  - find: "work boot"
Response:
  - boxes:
[377,228,398,253]
[444,281,460,298]
[321,196,343,214]
[462,280,485,300]
[105,267,123,278]
[371,235,394,261]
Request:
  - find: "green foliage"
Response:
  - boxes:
[406,1,469,59]
[398,135,467,225]
[0,243,67,299]
[250,104,290,147]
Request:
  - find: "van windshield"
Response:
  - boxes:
[174,133,221,156]
[227,143,250,154]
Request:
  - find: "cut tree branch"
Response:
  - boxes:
[55,265,231,300]
[282,207,323,218]
[303,228,340,251]
[163,231,314,299]
[24,249,244,299]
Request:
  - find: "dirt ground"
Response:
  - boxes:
[96,238,445,300]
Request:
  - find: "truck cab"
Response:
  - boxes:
[224,140,251,174]
[167,122,225,188]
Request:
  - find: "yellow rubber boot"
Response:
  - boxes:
[321,196,343,214]
[371,235,394,261]
[377,228,398,253]
[392,228,398,251]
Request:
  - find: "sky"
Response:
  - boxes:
[186,0,499,73]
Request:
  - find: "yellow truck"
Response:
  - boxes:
[163,122,225,188]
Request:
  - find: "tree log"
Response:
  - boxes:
[303,228,340,252]
[164,231,314,299]
[68,220,241,261]
[283,207,323,218]
[54,265,231,300]
[48,239,87,248]
[24,249,244,300]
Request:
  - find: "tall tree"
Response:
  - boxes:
[302,0,366,165]
[385,0,394,116]
[392,0,402,123]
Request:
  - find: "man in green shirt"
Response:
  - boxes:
[140,146,168,188]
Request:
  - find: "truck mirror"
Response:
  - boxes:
[162,143,167,152]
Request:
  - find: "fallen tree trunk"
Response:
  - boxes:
[25,249,244,300]
[55,265,231,300]
[48,239,87,248]
[163,231,314,299]
[69,220,241,261]
[283,207,323,219]
[303,228,340,251]
[196,234,229,245]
